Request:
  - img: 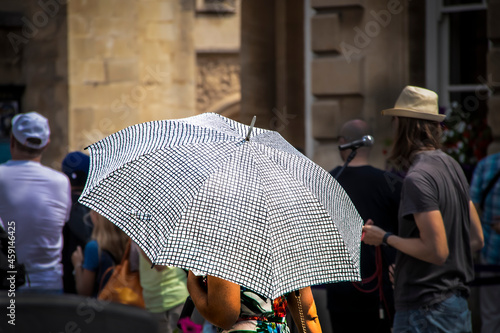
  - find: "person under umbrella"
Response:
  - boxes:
[71,210,129,297]
[187,272,320,333]
[79,113,363,333]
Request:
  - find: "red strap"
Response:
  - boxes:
[351,246,392,321]
[352,246,383,293]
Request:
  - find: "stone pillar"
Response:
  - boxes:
[240,0,276,130]
[16,0,68,169]
[276,0,305,150]
[240,0,304,149]
[487,0,500,153]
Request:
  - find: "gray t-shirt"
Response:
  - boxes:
[394,150,474,311]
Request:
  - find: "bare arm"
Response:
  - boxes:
[470,201,484,252]
[74,268,96,296]
[187,272,240,330]
[286,287,322,333]
[72,246,95,296]
[363,210,449,265]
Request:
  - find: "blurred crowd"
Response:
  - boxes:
[1,85,499,333]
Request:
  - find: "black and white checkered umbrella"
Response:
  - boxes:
[79,112,362,299]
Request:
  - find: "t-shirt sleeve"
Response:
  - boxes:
[82,240,100,272]
[401,172,439,217]
[63,177,72,222]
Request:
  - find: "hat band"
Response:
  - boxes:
[381,108,445,122]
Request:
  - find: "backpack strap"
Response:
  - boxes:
[120,238,132,263]
[480,169,500,211]
[98,266,114,292]
[96,249,117,293]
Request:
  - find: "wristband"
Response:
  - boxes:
[382,232,393,246]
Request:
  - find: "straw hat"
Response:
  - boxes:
[381,86,445,122]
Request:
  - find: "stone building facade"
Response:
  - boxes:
[0,0,69,168]
[306,0,409,169]
[0,0,498,174]
[0,0,242,169]
[239,0,499,172]
[0,0,498,331]
[67,0,198,157]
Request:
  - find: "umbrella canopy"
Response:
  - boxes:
[79,112,362,299]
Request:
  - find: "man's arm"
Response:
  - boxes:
[363,210,449,265]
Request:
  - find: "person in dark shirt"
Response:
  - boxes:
[326,119,401,333]
[61,151,93,294]
[362,86,484,333]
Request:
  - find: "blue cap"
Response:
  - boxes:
[62,151,90,187]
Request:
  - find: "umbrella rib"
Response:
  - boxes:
[152,142,251,266]
[85,139,242,195]
[248,143,330,212]
[248,143,361,290]
[247,144,323,297]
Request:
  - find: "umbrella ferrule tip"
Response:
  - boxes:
[244,115,257,141]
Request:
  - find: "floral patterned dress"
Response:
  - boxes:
[220,287,290,333]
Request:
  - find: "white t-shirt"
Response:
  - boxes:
[0,160,71,291]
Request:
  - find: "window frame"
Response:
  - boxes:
[425,0,489,110]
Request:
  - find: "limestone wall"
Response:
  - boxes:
[194,0,240,52]
[307,0,409,170]
[67,0,197,151]
[239,0,305,150]
[194,0,241,118]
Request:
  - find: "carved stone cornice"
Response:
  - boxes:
[196,53,240,114]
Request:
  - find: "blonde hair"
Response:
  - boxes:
[90,211,129,262]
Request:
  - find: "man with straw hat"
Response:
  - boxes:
[362,86,484,332]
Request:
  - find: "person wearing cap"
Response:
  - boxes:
[0,111,71,293]
[326,119,401,333]
[362,86,484,332]
[61,151,93,294]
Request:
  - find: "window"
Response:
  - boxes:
[426,0,491,173]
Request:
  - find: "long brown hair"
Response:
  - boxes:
[90,211,129,262]
[388,117,442,171]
